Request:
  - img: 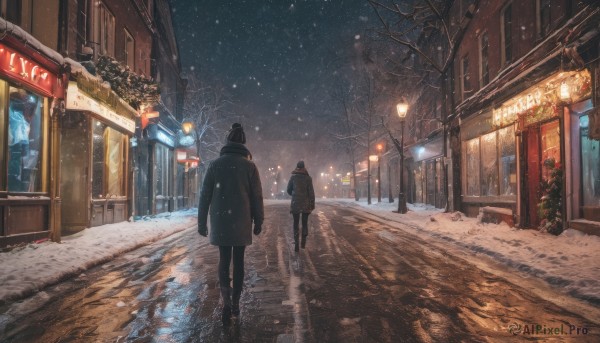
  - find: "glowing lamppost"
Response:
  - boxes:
[396,99,408,214]
[376,143,383,203]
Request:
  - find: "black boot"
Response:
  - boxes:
[231,287,242,316]
[220,286,232,325]
[301,235,307,249]
[293,228,299,252]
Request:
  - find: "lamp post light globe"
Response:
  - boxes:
[396,100,408,119]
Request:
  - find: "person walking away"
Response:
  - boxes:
[198,123,264,325]
[286,161,315,252]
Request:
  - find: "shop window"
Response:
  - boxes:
[414,162,424,203]
[481,131,498,196]
[501,3,512,65]
[498,125,517,195]
[580,115,600,206]
[92,120,126,198]
[465,137,480,196]
[95,2,115,57]
[479,31,489,87]
[156,144,170,197]
[7,86,44,193]
[426,160,436,206]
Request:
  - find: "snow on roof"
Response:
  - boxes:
[0,17,64,64]
[455,6,600,118]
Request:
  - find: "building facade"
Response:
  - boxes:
[0,0,188,247]
[451,0,600,234]
[0,11,65,246]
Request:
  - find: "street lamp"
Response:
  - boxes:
[376,143,383,203]
[368,154,378,205]
[396,98,408,214]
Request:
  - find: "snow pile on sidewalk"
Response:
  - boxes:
[333,199,600,304]
[0,210,197,303]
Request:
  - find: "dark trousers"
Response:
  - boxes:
[292,213,310,242]
[218,246,246,298]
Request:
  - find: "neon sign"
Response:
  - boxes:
[0,43,57,97]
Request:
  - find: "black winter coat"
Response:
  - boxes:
[198,142,264,246]
[286,168,315,214]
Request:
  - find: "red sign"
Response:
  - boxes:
[0,43,57,97]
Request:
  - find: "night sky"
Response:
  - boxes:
[170,0,376,172]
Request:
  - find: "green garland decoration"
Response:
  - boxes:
[95,55,160,109]
[538,158,563,235]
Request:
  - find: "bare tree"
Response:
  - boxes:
[328,38,392,203]
[182,72,235,166]
[368,0,480,210]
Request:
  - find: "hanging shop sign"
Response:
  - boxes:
[66,82,135,133]
[492,70,592,127]
[0,43,57,97]
[146,123,176,148]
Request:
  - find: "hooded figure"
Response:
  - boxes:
[286,160,315,251]
[198,122,264,325]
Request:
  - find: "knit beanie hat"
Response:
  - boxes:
[296,161,305,169]
[227,123,246,144]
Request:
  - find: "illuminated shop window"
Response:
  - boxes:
[92,120,126,198]
[7,85,45,193]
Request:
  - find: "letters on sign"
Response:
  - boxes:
[0,43,57,97]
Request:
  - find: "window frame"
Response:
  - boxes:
[4,82,49,194]
[536,0,552,38]
[500,2,512,66]
[462,125,517,199]
[124,28,135,70]
[95,2,115,57]
[478,31,490,88]
[460,55,470,101]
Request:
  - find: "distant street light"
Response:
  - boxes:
[396,98,408,214]
[376,143,383,203]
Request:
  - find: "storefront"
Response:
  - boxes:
[461,70,592,229]
[0,41,63,246]
[461,109,517,218]
[145,122,176,214]
[566,66,599,234]
[408,134,446,209]
[61,78,137,233]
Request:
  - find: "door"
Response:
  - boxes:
[524,120,561,228]
[60,112,90,233]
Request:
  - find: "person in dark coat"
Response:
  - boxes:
[286,161,315,252]
[198,123,264,325]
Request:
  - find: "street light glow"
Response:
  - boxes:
[396,99,408,119]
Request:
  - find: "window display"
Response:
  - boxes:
[92,120,126,198]
[156,144,170,197]
[7,86,44,192]
[466,138,480,196]
[480,131,498,196]
[581,115,600,206]
[499,126,517,195]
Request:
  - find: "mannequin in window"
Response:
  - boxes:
[8,90,38,191]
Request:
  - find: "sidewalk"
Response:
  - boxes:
[330,198,600,306]
[0,209,197,305]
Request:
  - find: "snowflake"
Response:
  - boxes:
[354,35,360,40]
[232,83,237,88]
[255,126,260,131]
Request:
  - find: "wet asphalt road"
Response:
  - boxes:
[1,202,599,342]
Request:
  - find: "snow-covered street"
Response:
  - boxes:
[1,200,599,341]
